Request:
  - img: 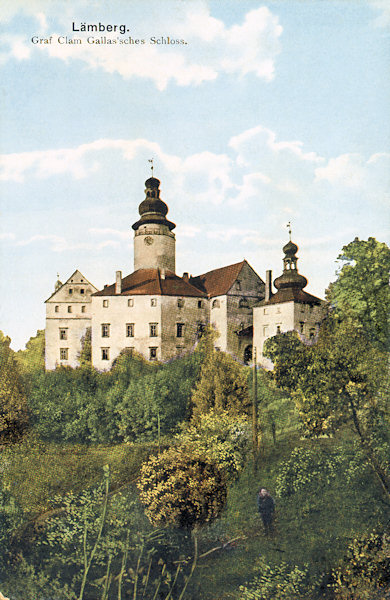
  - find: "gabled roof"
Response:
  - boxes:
[45,270,97,302]
[190,260,250,298]
[93,269,206,298]
[260,288,323,306]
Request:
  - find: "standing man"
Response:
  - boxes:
[257,488,275,535]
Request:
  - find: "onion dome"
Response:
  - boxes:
[132,177,176,231]
[273,240,308,291]
[282,240,298,256]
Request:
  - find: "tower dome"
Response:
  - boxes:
[273,239,308,291]
[132,178,175,231]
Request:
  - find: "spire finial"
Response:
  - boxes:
[286,221,292,241]
[148,158,154,177]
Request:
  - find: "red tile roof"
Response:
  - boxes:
[190,260,247,298]
[93,269,206,298]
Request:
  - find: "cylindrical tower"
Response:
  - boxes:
[132,177,176,272]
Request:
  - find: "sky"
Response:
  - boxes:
[0,0,389,350]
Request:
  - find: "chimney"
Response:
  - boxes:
[115,271,122,294]
[160,268,166,280]
[265,270,272,302]
[182,272,189,281]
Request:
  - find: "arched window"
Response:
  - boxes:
[239,298,249,308]
[212,299,220,309]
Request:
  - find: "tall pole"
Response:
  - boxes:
[252,346,258,463]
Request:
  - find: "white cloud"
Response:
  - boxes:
[229,125,323,164]
[315,152,390,195]
[0,35,31,63]
[368,0,390,28]
[89,227,129,240]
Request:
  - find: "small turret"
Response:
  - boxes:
[54,273,62,291]
[273,240,308,291]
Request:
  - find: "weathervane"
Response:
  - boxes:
[286,221,292,241]
[148,158,154,177]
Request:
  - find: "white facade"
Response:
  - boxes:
[45,270,97,370]
[253,300,325,369]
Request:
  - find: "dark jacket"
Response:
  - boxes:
[257,494,275,515]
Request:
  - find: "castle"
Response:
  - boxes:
[45,176,324,370]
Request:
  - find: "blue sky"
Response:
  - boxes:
[0,0,389,350]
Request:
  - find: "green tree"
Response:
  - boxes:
[265,321,390,500]
[191,344,250,420]
[16,329,45,375]
[77,327,92,367]
[0,331,29,443]
[137,447,227,529]
[326,237,390,351]
[175,410,250,481]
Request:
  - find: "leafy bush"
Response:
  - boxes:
[176,410,250,480]
[238,557,318,600]
[333,531,390,599]
[137,446,227,529]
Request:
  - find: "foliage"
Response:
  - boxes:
[2,468,197,600]
[275,446,346,498]
[333,530,390,599]
[137,446,227,529]
[15,329,45,375]
[77,327,92,367]
[3,438,152,515]
[176,410,251,480]
[191,344,250,420]
[0,331,29,443]
[326,237,390,351]
[238,557,318,600]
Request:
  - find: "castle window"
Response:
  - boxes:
[236,280,241,290]
[150,323,158,337]
[198,300,203,309]
[126,323,134,337]
[101,348,109,361]
[149,347,157,360]
[310,328,315,339]
[263,326,269,337]
[81,279,84,282]
[263,308,268,315]
[101,324,110,338]
[81,306,86,313]
[55,305,59,313]
[276,325,281,334]
[67,306,72,313]
[151,298,157,307]
[60,348,68,360]
[128,299,134,307]
[80,289,85,294]
[239,298,249,308]
[177,298,184,308]
[197,323,205,338]
[103,300,109,308]
[300,321,304,333]
[176,323,184,338]
[69,289,73,294]
[59,328,68,340]
[212,299,220,309]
